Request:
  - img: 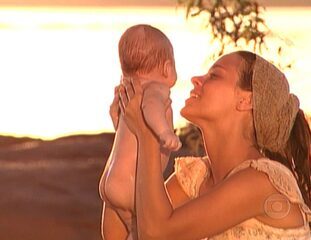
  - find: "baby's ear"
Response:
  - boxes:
[163,59,171,77]
[236,91,253,111]
[163,59,176,79]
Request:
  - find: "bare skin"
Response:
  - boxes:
[99,24,180,239]
[120,53,305,239]
[99,108,172,239]
[99,64,177,239]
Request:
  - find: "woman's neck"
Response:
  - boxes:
[200,121,262,185]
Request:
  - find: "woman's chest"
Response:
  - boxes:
[199,175,215,196]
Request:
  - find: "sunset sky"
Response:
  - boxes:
[0,0,310,6]
[0,1,310,139]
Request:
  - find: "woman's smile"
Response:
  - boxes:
[184,90,200,105]
[190,91,200,99]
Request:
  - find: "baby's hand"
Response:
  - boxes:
[159,130,182,151]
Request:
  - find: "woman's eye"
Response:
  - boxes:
[210,73,217,79]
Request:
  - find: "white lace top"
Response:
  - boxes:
[175,157,311,239]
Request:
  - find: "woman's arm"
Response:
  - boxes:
[165,174,191,209]
[109,85,121,130]
[120,79,277,240]
[136,138,275,239]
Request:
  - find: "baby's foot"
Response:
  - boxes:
[159,130,182,151]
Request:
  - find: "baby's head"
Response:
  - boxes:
[118,24,177,87]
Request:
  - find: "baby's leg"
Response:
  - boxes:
[102,118,137,211]
[101,201,128,240]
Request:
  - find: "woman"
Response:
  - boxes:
[119,51,311,239]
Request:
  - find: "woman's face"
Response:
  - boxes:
[180,53,243,124]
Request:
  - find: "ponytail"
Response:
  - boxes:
[263,109,311,208]
[285,109,311,207]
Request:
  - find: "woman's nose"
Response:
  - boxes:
[191,76,202,87]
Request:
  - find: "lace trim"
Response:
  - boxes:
[210,219,311,240]
[175,156,209,199]
[199,218,311,240]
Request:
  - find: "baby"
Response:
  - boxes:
[99,24,181,239]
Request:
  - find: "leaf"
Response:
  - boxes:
[176,0,293,67]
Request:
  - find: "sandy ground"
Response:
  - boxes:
[0,134,113,240]
[0,133,193,240]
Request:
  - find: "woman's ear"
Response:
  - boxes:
[236,91,253,111]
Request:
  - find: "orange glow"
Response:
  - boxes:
[0,7,310,139]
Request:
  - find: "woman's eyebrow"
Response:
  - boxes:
[212,64,226,71]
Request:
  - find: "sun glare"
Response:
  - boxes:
[0,6,310,139]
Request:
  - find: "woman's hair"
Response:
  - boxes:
[118,24,174,76]
[236,51,311,210]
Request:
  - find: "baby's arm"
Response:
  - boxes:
[142,82,181,151]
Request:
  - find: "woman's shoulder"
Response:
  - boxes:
[228,158,311,218]
[227,158,298,194]
[222,158,311,236]
[174,156,210,199]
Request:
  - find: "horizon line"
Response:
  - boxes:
[0,130,115,141]
[0,1,310,7]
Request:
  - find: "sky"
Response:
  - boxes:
[0,3,310,139]
[0,0,310,6]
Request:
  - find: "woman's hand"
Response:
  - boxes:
[109,85,121,130]
[119,77,150,137]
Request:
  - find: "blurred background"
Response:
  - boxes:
[0,0,310,239]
